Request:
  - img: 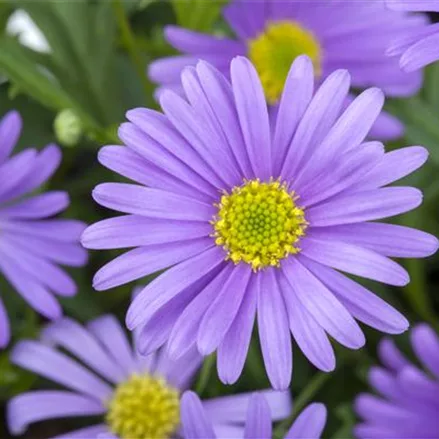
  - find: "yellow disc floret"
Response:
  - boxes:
[213,179,306,271]
[248,21,322,103]
[106,373,180,439]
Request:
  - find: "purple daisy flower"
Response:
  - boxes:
[355,324,439,439]
[148,0,427,140]
[7,315,291,438]
[0,110,87,348]
[82,55,438,390]
[387,0,439,71]
[181,390,326,439]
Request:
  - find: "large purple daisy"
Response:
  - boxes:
[355,323,439,438]
[0,110,87,348]
[387,0,439,71]
[149,0,427,140]
[7,315,291,438]
[181,391,326,439]
[82,55,438,390]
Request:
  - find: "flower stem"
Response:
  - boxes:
[112,0,153,101]
[195,354,216,396]
[273,372,330,439]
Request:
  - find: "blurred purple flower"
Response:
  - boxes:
[0,111,87,348]
[387,0,439,71]
[355,323,439,439]
[181,391,326,439]
[82,56,438,390]
[7,315,291,438]
[149,0,428,140]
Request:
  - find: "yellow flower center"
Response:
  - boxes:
[106,374,180,439]
[213,179,306,271]
[248,21,322,104]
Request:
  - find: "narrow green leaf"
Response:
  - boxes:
[0,2,13,32]
[171,0,227,32]
[0,37,72,111]
[400,97,439,141]
[423,62,439,108]
[17,1,77,71]
[20,0,118,125]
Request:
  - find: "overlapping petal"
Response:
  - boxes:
[386,0,439,71]
[180,392,325,439]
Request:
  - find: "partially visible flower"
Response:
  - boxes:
[355,324,439,439]
[83,56,438,390]
[181,391,326,439]
[387,0,439,71]
[0,111,87,348]
[149,0,427,139]
[8,314,291,438]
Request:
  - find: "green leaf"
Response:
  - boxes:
[171,0,227,32]
[393,97,439,164]
[422,61,439,107]
[0,37,106,140]
[0,2,13,32]
[1,0,144,146]
[0,37,73,111]
[19,1,117,125]
[388,63,439,167]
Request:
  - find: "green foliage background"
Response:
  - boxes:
[0,1,438,438]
